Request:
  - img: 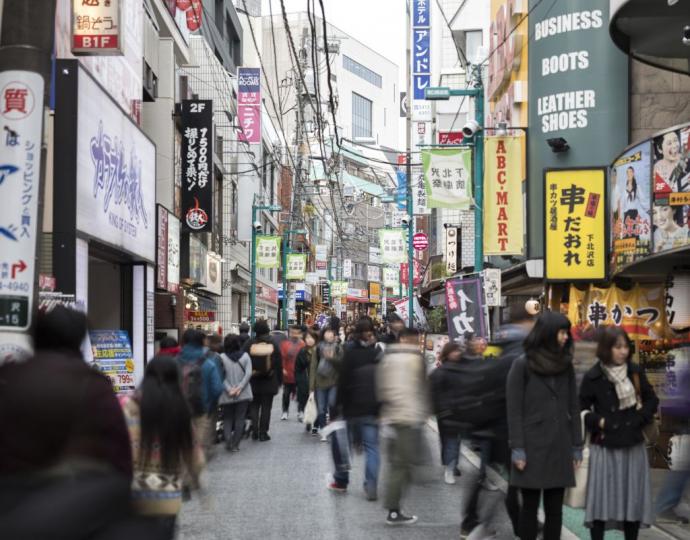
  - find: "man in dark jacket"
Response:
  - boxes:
[238,322,251,347]
[244,320,283,441]
[331,318,381,499]
[378,314,405,347]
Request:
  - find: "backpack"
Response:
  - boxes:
[249,342,275,378]
[178,356,206,416]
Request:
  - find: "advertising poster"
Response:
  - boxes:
[422,148,473,209]
[181,99,213,233]
[256,236,281,269]
[483,137,525,255]
[369,282,381,303]
[286,253,307,280]
[610,141,652,270]
[545,169,606,281]
[445,276,489,341]
[156,205,168,289]
[651,125,690,253]
[90,330,137,393]
[167,215,180,293]
[379,229,407,264]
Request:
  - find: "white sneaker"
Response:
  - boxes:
[444,467,456,485]
[280,412,288,421]
[320,430,328,442]
[297,412,304,423]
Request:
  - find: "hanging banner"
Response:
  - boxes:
[610,141,652,271]
[483,137,525,255]
[396,170,407,210]
[237,67,261,144]
[369,282,381,303]
[181,99,213,232]
[286,253,307,280]
[545,169,606,281]
[368,265,381,283]
[167,215,180,293]
[256,236,281,268]
[342,258,352,279]
[156,205,168,289]
[422,147,472,209]
[321,282,331,305]
[413,169,431,215]
[445,276,490,341]
[567,283,667,341]
[330,280,348,298]
[393,296,428,329]
[401,259,423,286]
[315,244,328,277]
[445,226,460,275]
[379,228,407,264]
[72,0,123,55]
[666,274,690,330]
[483,268,502,307]
[383,266,400,288]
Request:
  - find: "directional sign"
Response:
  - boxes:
[413,233,429,251]
[424,86,451,100]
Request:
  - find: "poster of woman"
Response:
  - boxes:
[610,142,652,270]
[653,126,690,195]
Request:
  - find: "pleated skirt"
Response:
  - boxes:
[585,443,653,530]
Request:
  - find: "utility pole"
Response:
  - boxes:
[405,1,415,328]
[0,0,56,358]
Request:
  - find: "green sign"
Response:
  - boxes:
[424,86,450,100]
[379,229,407,264]
[329,280,348,297]
[422,147,473,209]
[256,236,281,268]
[286,253,308,280]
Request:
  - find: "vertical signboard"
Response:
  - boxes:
[315,244,328,277]
[342,258,352,279]
[445,226,460,275]
[72,0,123,55]
[181,99,213,233]
[238,67,261,144]
[286,253,308,280]
[422,148,473,209]
[0,71,44,335]
[167,215,180,293]
[411,0,431,100]
[484,136,525,255]
[445,276,489,341]
[545,169,606,281]
[256,236,281,268]
[156,205,168,289]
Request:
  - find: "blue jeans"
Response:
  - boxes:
[315,386,337,429]
[333,416,380,493]
[476,438,491,480]
[655,470,690,515]
[441,431,461,467]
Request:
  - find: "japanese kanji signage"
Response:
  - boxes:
[156,205,168,290]
[286,253,307,280]
[256,236,281,269]
[72,0,123,55]
[401,259,422,286]
[383,266,400,289]
[413,170,430,215]
[181,100,213,233]
[666,274,690,330]
[369,282,381,303]
[610,141,652,270]
[422,148,473,209]
[90,330,137,393]
[367,265,381,283]
[238,67,261,144]
[411,0,431,100]
[545,169,606,281]
[445,276,489,342]
[445,226,460,275]
[483,268,501,307]
[379,229,407,264]
[330,280,348,298]
[0,71,44,333]
[342,258,352,279]
[484,137,525,255]
[167,215,180,293]
[393,296,428,329]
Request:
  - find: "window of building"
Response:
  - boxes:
[343,55,382,88]
[465,30,483,64]
[352,92,372,139]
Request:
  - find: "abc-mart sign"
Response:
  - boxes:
[71,0,123,55]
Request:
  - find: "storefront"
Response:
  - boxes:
[53,61,156,391]
[346,287,369,320]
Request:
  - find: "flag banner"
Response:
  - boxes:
[383,266,400,288]
[286,253,307,280]
[393,296,428,329]
[256,236,281,268]
[330,280,348,298]
[445,276,490,341]
[422,147,472,209]
[400,259,422,286]
[545,169,606,281]
[379,229,407,264]
[483,137,525,255]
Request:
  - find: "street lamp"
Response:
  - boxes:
[250,198,282,335]
[281,228,307,330]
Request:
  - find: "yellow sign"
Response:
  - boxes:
[484,136,525,255]
[545,169,606,280]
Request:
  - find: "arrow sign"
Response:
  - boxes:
[11,260,27,279]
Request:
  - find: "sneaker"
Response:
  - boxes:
[327,481,347,493]
[460,521,479,539]
[259,433,271,442]
[364,482,377,501]
[311,427,319,436]
[297,412,304,422]
[280,412,288,421]
[386,510,417,526]
[657,510,690,524]
[444,467,456,485]
[320,431,328,442]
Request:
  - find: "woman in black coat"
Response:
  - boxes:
[506,311,582,540]
[579,327,658,540]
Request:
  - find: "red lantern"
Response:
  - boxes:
[176,0,191,10]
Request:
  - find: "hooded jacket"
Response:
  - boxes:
[178,344,225,415]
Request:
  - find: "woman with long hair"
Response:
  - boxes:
[120,355,202,537]
[580,327,658,539]
[218,334,253,452]
[506,311,582,540]
[296,329,319,425]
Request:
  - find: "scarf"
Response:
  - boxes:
[526,347,573,375]
[601,363,637,410]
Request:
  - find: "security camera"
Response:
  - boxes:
[253,221,262,231]
[462,119,482,138]
[683,25,690,46]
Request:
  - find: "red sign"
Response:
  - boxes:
[185,310,215,323]
[258,285,279,305]
[401,259,423,286]
[412,232,429,251]
[438,131,464,145]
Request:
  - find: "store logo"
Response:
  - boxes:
[0,82,34,120]
[185,196,208,230]
[90,121,149,229]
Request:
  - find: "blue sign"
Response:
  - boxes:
[413,0,430,26]
[412,1,430,100]
[238,67,260,94]
[414,74,431,100]
[413,30,430,73]
[396,170,407,210]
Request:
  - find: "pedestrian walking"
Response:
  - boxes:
[238,322,251,348]
[296,329,318,423]
[218,334,253,452]
[120,355,203,539]
[280,325,305,421]
[177,329,225,459]
[205,333,225,448]
[580,327,659,539]
[244,320,283,441]
[331,318,382,499]
[377,327,430,526]
[313,326,344,438]
[506,311,583,540]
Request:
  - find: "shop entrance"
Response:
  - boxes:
[87,255,132,334]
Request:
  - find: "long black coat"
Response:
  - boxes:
[506,356,582,489]
[243,335,283,396]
